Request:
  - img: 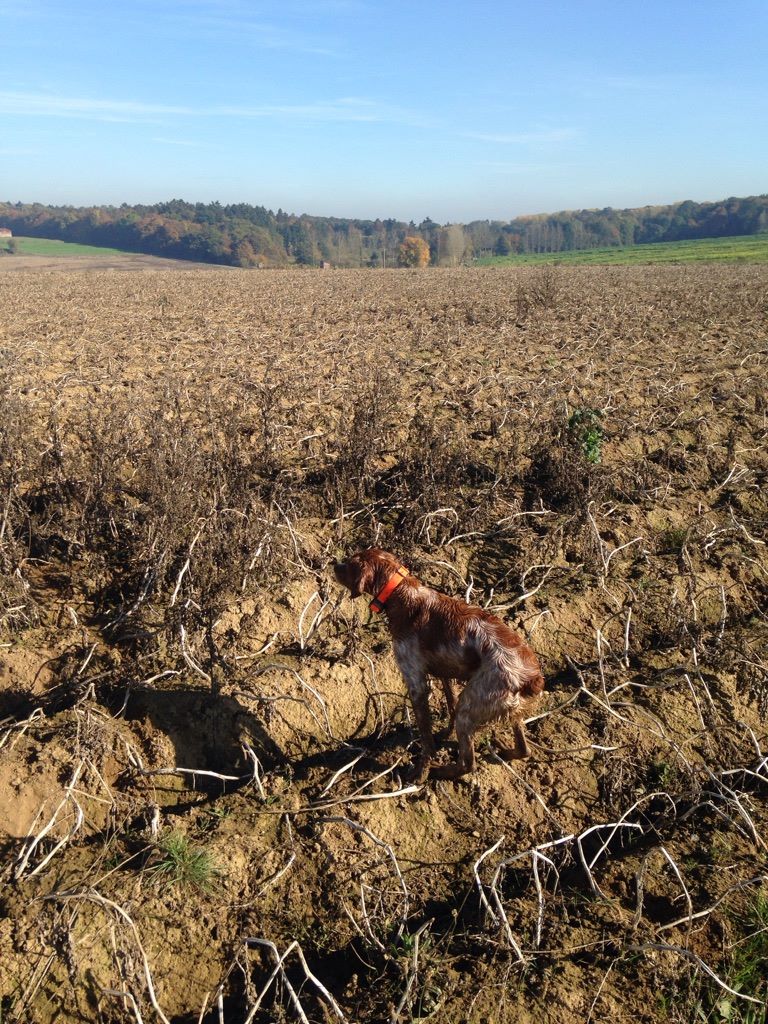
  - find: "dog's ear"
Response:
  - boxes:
[334,554,376,598]
[349,558,375,598]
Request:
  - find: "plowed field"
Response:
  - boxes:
[1,265,766,1023]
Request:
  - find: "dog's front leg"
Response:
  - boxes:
[394,645,436,781]
[407,676,437,780]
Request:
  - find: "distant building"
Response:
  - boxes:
[320,260,332,270]
[0,227,12,238]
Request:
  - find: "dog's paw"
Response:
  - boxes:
[428,763,468,781]
[404,756,432,784]
[493,744,529,761]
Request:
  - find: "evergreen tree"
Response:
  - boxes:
[494,233,511,256]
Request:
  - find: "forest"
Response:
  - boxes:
[0,192,766,268]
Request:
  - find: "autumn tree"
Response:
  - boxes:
[235,240,258,267]
[397,235,430,267]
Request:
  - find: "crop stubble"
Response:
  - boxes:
[0,265,767,1023]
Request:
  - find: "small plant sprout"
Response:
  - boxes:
[150,831,221,893]
[568,407,605,464]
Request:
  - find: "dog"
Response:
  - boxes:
[333,548,544,781]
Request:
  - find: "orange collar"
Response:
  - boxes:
[370,566,409,613]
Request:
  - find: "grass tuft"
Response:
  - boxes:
[149,831,221,893]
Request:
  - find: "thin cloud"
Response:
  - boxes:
[152,137,205,146]
[0,90,427,126]
[6,2,344,57]
[0,0,42,14]
[466,128,579,145]
[573,71,697,101]
[478,161,579,177]
[0,146,42,155]
[217,96,429,124]
[177,13,339,55]
[0,92,188,123]
[263,0,367,12]
[138,2,345,56]
[589,72,687,91]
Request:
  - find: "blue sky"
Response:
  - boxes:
[1,0,766,221]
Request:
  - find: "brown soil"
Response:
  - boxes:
[0,252,230,273]
[1,265,766,1023]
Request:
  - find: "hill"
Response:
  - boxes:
[478,232,768,266]
[0,236,128,258]
[0,235,235,272]
[1,192,766,268]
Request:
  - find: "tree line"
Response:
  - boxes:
[1,193,766,268]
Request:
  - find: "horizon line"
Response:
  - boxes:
[2,188,765,228]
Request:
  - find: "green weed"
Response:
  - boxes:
[658,526,690,555]
[149,831,221,893]
[723,893,768,1021]
[198,805,232,833]
[568,407,605,464]
[684,893,768,1024]
[647,760,677,790]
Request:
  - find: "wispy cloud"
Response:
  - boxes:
[0,90,427,126]
[0,92,187,123]
[136,1,347,56]
[142,0,365,16]
[587,72,687,92]
[2,1,346,57]
[573,71,696,101]
[0,0,42,14]
[466,127,579,145]
[265,0,367,12]
[478,160,576,174]
[152,137,205,146]
[218,97,428,125]
[174,13,339,55]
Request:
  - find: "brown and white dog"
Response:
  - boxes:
[334,548,544,781]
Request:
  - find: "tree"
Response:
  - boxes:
[494,233,511,256]
[235,240,258,267]
[397,235,430,267]
[439,224,467,266]
[288,223,316,266]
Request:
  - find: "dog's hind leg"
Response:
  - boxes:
[429,690,479,780]
[431,683,527,780]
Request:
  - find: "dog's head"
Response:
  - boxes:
[333,548,403,598]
